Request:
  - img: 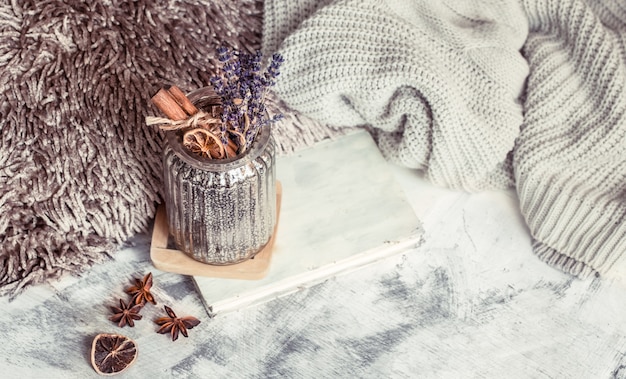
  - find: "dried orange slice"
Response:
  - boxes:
[91,333,138,376]
[183,128,225,159]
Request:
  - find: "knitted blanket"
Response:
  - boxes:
[263,0,626,279]
[0,0,337,297]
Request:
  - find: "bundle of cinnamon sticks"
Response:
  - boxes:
[150,86,244,159]
[151,86,200,121]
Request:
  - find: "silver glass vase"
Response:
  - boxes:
[162,88,276,265]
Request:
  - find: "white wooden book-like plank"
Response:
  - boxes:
[192,130,422,316]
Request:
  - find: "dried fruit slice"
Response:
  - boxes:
[91,333,138,376]
[183,128,225,159]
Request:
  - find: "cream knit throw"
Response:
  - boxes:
[262,0,626,279]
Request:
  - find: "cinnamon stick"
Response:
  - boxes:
[151,88,188,121]
[167,85,199,116]
[225,138,238,158]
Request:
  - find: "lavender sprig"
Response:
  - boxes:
[209,47,284,153]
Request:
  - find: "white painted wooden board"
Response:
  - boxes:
[2,157,626,378]
[193,131,422,316]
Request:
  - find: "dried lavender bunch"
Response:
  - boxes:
[210,47,284,151]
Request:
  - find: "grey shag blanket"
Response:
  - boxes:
[0,0,336,296]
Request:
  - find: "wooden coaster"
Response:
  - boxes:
[150,182,282,280]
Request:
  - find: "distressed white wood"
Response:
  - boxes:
[1,134,625,378]
[193,131,422,315]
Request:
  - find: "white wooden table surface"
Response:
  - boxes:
[1,163,625,378]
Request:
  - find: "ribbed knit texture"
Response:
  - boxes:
[264,0,530,191]
[515,0,626,278]
[262,0,626,279]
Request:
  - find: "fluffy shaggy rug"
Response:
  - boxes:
[0,0,335,296]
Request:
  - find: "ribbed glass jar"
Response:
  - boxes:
[162,87,276,265]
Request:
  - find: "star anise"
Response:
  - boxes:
[109,299,143,328]
[155,305,201,341]
[125,272,156,305]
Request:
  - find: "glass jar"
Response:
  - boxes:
[162,87,276,265]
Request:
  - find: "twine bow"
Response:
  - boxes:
[145,111,222,132]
